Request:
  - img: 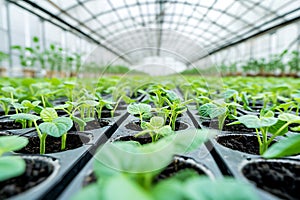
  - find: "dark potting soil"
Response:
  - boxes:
[216,134,275,155]
[154,156,209,182]
[114,135,153,145]
[202,119,255,133]
[0,157,54,199]
[72,119,110,131]
[98,111,121,118]
[0,110,17,117]
[0,117,22,130]
[125,120,188,131]
[125,120,143,131]
[17,133,90,154]
[82,157,209,187]
[242,161,300,200]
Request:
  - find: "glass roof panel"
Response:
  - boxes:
[19,0,300,65]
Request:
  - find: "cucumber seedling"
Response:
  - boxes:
[135,116,173,142]
[11,108,73,154]
[228,111,293,155]
[127,103,152,123]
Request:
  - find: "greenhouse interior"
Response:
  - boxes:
[0,0,300,199]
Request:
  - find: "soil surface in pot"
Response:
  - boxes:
[0,110,17,116]
[125,120,188,131]
[73,119,110,131]
[202,119,255,132]
[154,156,210,182]
[242,161,300,200]
[17,133,90,154]
[82,156,210,187]
[0,157,54,199]
[113,135,153,145]
[0,117,22,130]
[98,111,121,118]
[216,134,275,155]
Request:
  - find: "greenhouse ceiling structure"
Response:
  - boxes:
[2,1,300,200]
[1,0,300,75]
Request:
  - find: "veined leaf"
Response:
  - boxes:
[10,113,41,121]
[127,103,151,115]
[236,115,277,128]
[39,117,73,137]
[263,134,300,158]
[40,108,58,122]
[150,116,164,128]
[278,113,300,123]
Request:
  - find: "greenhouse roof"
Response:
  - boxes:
[11,0,300,65]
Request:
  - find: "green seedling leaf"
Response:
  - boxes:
[199,103,226,119]
[39,117,73,137]
[11,102,26,110]
[103,175,152,200]
[263,110,274,118]
[158,126,173,137]
[82,100,98,107]
[263,134,300,158]
[291,126,300,132]
[0,156,26,181]
[166,91,179,102]
[54,104,70,110]
[150,116,164,128]
[269,120,288,136]
[152,178,183,200]
[40,108,58,122]
[10,113,41,121]
[2,86,15,93]
[72,184,102,200]
[0,136,29,155]
[72,116,87,127]
[0,97,12,104]
[235,115,277,128]
[223,89,238,99]
[95,129,213,174]
[278,113,300,122]
[127,103,151,115]
[185,177,258,200]
[275,102,294,112]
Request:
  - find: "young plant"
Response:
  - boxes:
[127,103,152,123]
[73,129,257,200]
[10,113,43,153]
[199,101,241,130]
[228,111,293,155]
[38,108,73,151]
[0,97,13,115]
[0,136,28,181]
[95,93,115,119]
[1,86,18,114]
[162,93,193,130]
[223,89,240,116]
[55,101,95,132]
[135,116,173,142]
[10,108,73,154]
